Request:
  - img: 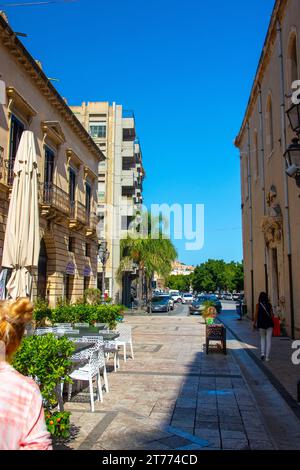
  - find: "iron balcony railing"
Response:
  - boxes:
[70,200,86,225]
[41,182,70,216]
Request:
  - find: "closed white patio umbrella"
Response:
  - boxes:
[2,130,40,299]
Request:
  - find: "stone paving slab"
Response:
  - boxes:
[62,314,279,450]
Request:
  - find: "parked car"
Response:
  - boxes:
[207,295,222,313]
[181,293,194,304]
[189,296,208,315]
[223,293,233,301]
[159,295,174,310]
[189,294,222,315]
[169,290,183,303]
[232,293,240,301]
[148,296,170,313]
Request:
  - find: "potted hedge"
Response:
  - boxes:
[202,301,217,325]
[13,334,75,443]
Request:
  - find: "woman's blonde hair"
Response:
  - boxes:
[0,298,33,360]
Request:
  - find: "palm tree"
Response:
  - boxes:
[119,213,177,308]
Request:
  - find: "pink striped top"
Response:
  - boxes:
[0,361,52,450]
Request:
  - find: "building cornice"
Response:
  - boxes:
[235,0,288,148]
[0,15,105,163]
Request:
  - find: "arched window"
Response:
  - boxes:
[288,33,299,85]
[266,96,274,156]
[254,131,259,179]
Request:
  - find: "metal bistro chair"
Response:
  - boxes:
[69,350,102,412]
[56,328,80,335]
[34,328,54,336]
[78,336,109,394]
[115,325,134,363]
[99,331,120,372]
[74,323,90,328]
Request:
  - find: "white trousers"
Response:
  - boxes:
[259,328,273,359]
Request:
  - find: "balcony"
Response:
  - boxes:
[69,200,86,230]
[40,183,97,236]
[121,170,135,188]
[40,183,70,220]
[122,141,135,157]
[85,211,98,237]
[0,149,13,189]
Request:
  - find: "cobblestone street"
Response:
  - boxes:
[62,310,300,451]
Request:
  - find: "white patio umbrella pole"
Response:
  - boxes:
[2,131,40,300]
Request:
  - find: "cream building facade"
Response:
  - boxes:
[70,102,145,305]
[235,0,300,338]
[171,261,195,276]
[0,14,104,306]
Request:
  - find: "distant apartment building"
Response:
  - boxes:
[171,261,195,276]
[70,102,145,304]
[235,0,300,338]
[0,13,104,305]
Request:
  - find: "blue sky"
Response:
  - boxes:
[4,0,275,265]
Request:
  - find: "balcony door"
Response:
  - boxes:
[44,147,55,203]
[85,182,91,221]
[69,167,76,217]
[8,115,24,185]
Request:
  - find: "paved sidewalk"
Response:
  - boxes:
[62,315,276,451]
[218,308,300,403]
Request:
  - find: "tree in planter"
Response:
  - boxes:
[33,298,52,327]
[202,301,217,324]
[13,334,75,439]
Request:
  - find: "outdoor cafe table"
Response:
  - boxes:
[69,326,119,341]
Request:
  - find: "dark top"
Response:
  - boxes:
[257,302,274,329]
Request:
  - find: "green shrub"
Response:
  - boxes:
[45,410,71,439]
[33,298,52,327]
[84,288,102,305]
[51,304,124,329]
[202,301,217,321]
[13,334,75,408]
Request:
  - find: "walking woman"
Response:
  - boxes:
[253,292,274,362]
[0,298,52,450]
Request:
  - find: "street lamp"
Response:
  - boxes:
[98,241,110,302]
[283,137,300,188]
[286,103,300,135]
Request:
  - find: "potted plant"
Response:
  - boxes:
[202,302,217,324]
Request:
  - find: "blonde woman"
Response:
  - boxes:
[0,298,52,450]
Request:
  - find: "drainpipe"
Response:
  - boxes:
[258,84,269,295]
[247,121,254,318]
[277,19,295,339]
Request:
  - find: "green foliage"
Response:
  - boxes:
[166,274,193,292]
[202,301,217,322]
[13,334,75,408]
[45,411,71,439]
[84,288,102,305]
[119,212,177,304]
[33,298,52,326]
[51,304,124,330]
[192,259,244,293]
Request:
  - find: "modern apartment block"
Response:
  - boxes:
[0,13,104,306]
[70,102,145,304]
[235,0,300,338]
